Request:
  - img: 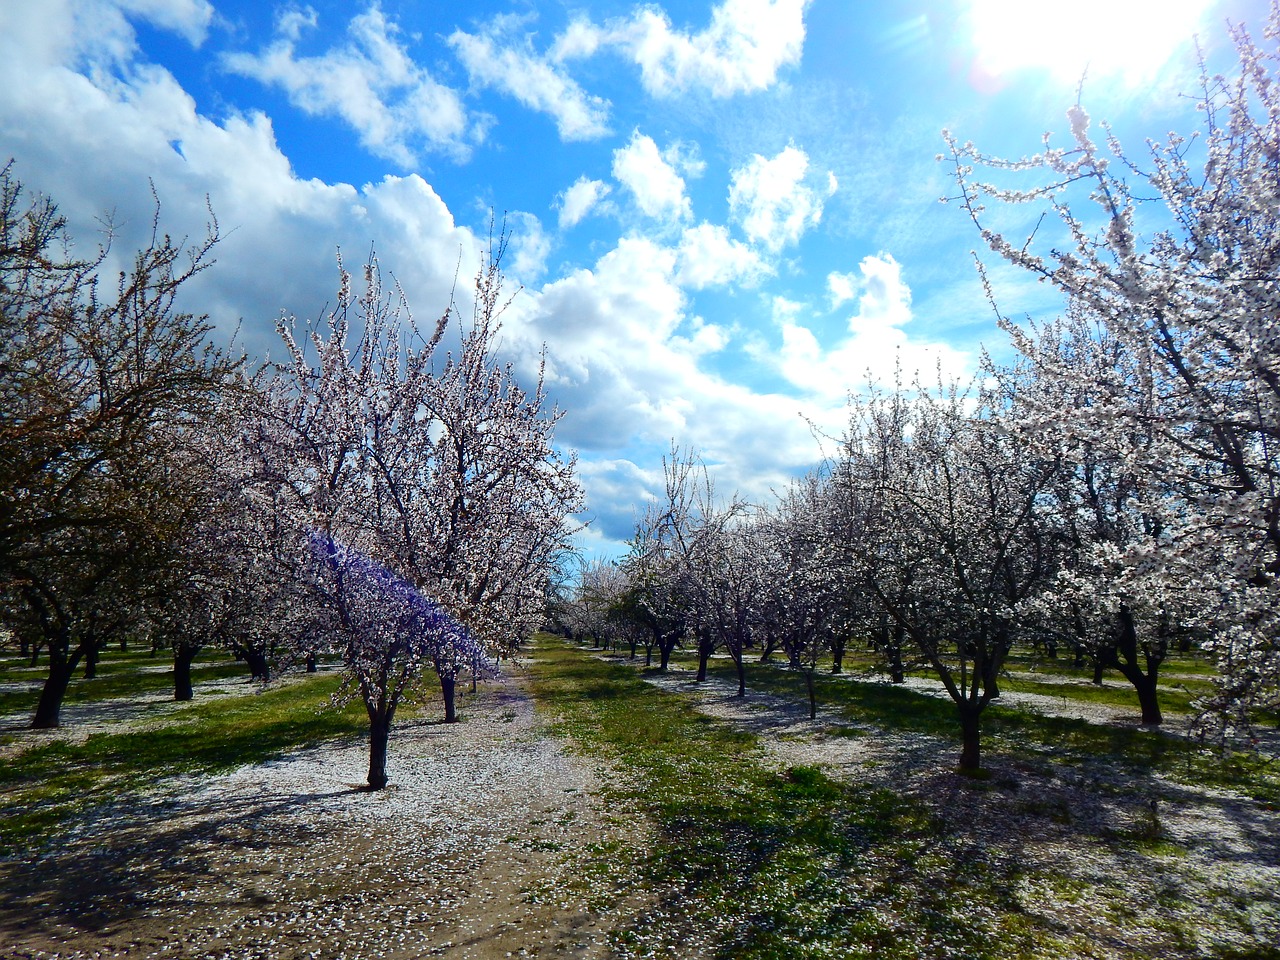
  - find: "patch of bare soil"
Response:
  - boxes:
[0,667,644,960]
[637,662,1280,959]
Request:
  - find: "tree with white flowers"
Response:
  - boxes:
[833,379,1055,771]
[944,6,1280,737]
[248,241,580,789]
[0,164,240,727]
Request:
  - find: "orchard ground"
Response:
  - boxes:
[0,638,1277,960]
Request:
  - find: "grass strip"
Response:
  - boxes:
[528,636,1062,960]
[686,656,1280,808]
[0,658,249,717]
[0,673,366,854]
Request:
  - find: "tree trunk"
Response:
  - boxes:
[734,649,746,697]
[1132,673,1162,726]
[367,709,391,790]
[1113,604,1163,726]
[830,636,845,675]
[173,645,197,702]
[958,702,982,772]
[83,642,99,680]
[804,668,817,720]
[305,651,317,673]
[236,643,270,681]
[696,640,711,682]
[888,621,906,684]
[33,649,82,729]
[1092,660,1105,685]
[659,641,673,671]
[440,673,458,724]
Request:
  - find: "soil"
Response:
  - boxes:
[0,665,645,960]
[2,652,1277,959]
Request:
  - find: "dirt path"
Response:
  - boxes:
[0,666,639,960]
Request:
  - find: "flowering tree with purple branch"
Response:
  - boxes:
[309,532,489,790]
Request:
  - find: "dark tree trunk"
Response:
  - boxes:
[644,642,653,667]
[1112,604,1164,726]
[305,651,317,673]
[888,621,906,684]
[440,673,458,723]
[33,647,83,729]
[958,701,982,772]
[829,635,845,675]
[735,650,746,697]
[173,645,197,702]
[29,644,39,667]
[659,641,673,671]
[236,644,270,682]
[83,642,99,680]
[804,668,817,720]
[1092,660,1105,685]
[367,709,391,790]
[696,633,712,682]
[1045,637,1058,659]
[1131,673,1162,726]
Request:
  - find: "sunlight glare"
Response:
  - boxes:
[967,0,1217,85]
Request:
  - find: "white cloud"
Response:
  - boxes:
[554,0,810,98]
[448,25,611,141]
[676,222,768,289]
[222,5,476,165]
[116,0,214,46]
[765,254,971,401]
[505,236,821,527]
[728,144,826,251]
[557,176,612,230]
[0,0,480,356]
[826,270,857,308]
[612,131,691,224]
[505,211,552,285]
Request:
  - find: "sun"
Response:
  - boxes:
[966,0,1219,86]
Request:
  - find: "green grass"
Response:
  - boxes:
[676,655,1280,808]
[0,673,367,854]
[530,636,1057,959]
[0,647,252,717]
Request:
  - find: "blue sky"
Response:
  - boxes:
[0,0,1265,558]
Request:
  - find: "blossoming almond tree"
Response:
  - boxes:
[834,380,1056,771]
[944,7,1280,737]
[0,166,239,727]
[249,242,579,789]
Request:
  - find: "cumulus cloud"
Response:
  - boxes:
[728,144,829,252]
[553,0,810,98]
[222,5,476,165]
[763,253,971,401]
[557,176,612,230]
[505,211,552,285]
[504,236,821,520]
[448,23,611,141]
[612,131,692,224]
[676,222,768,289]
[0,0,480,356]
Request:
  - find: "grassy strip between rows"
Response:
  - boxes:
[685,656,1280,808]
[528,635,1076,960]
[0,655,249,717]
[0,673,367,855]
